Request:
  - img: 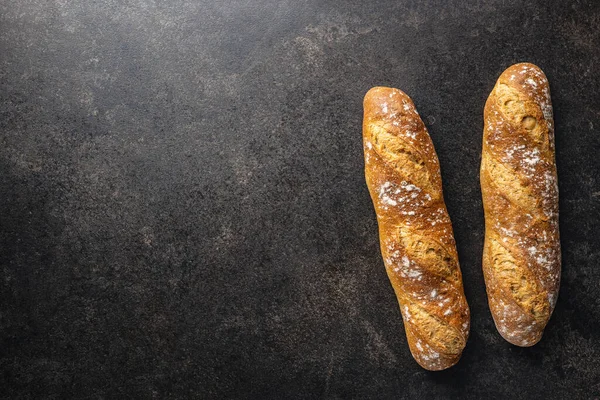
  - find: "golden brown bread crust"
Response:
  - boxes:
[363,86,470,370]
[481,63,561,346]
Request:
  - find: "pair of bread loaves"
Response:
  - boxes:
[363,63,560,371]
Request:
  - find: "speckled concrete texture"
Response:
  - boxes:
[1,0,599,398]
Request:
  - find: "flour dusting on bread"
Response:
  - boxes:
[363,86,470,370]
[481,63,561,347]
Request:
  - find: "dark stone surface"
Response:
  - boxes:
[1,0,599,398]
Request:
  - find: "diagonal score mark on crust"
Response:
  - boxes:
[487,237,550,322]
[368,122,440,200]
[481,150,538,213]
[401,298,465,356]
[494,83,550,148]
[398,226,459,283]
[495,83,528,126]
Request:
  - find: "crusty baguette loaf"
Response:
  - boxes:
[363,86,470,370]
[480,63,561,346]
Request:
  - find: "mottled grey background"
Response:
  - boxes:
[1,0,599,398]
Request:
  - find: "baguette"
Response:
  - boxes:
[363,86,470,370]
[480,63,561,346]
